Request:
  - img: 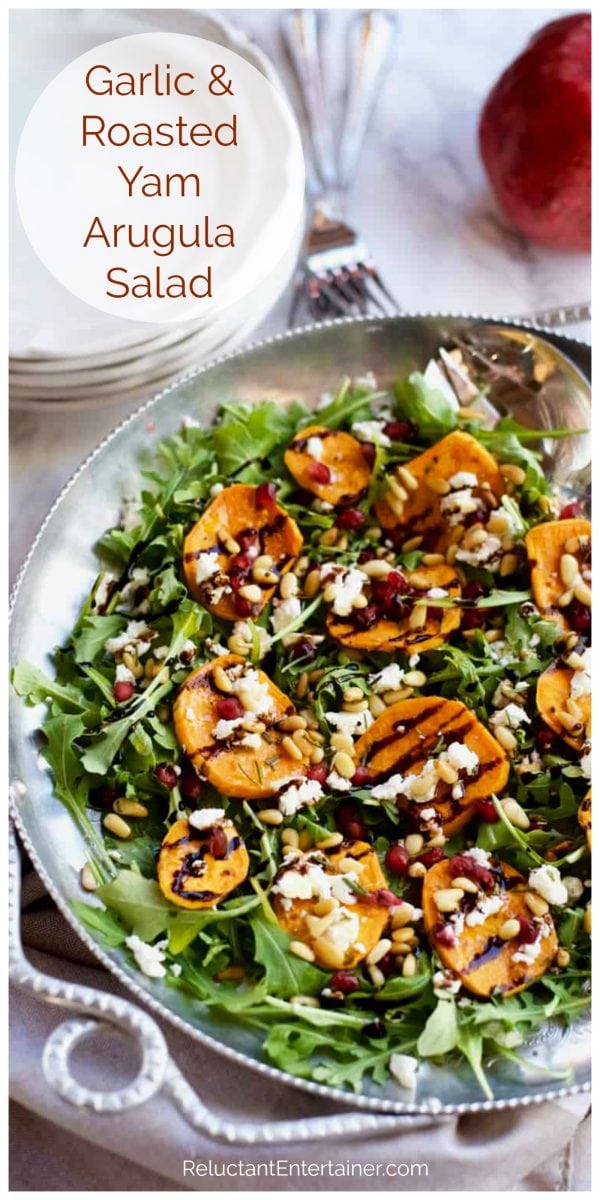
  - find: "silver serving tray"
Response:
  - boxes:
[9,314,591,1117]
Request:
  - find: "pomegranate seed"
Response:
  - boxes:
[307,461,331,485]
[462,580,486,602]
[307,763,329,785]
[290,636,317,661]
[536,725,558,753]
[209,825,229,859]
[434,924,456,947]
[330,970,360,994]
[336,507,366,530]
[449,854,494,890]
[367,888,400,909]
[362,1020,387,1038]
[229,553,252,573]
[234,596,254,617]
[559,501,583,520]
[337,802,367,841]
[352,765,371,787]
[154,764,178,790]
[113,680,135,703]
[464,507,488,528]
[461,608,487,631]
[361,443,376,467]
[353,604,378,630]
[237,528,258,551]
[568,600,591,637]
[180,767,203,802]
[377,951,395,976]
[388,570,409,591]
[385,843,410,876]
[419,846,445,867]
[383,420,414,440]
[475,797,499,823]
[256,482,277,508]
[216,697,245,721]
[96,784,119,809]
[517,916,538,944]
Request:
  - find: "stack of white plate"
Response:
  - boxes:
[10,9,303,412]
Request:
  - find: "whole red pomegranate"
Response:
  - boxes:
[479,14,591,251]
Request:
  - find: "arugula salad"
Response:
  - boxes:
[13,355,591,1099]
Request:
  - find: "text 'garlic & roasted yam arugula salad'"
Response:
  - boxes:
[13,355,591,1098]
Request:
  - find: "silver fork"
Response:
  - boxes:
[283,10,399,325]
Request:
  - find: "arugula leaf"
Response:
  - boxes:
[250,913,328,998]
[72,614,125,664]
[213,400,306,475]
[97,870,171,941]
[71,899,127,947]
[12,662,88,713]
[394,372,458,440]
[417,997,458,1056]
[167,894,261,955]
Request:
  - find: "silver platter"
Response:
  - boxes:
[9,314,591,1114]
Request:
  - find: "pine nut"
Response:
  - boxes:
[310,746,325,764]
[408,602,427,629]
[428,476,450,495]
[215,964,245,982]
[253,564,279,585]
[385,493,406,520]
[408,862,426,878]
[484,628,502,643]
[487,512,510,534]
[525,891,549,917]
[428,833,447,848]
[280,572,299,600]
[314,897,339,916]
[369,694,387,717]
[560,553,580,587]
[222,534,240,555]
[362,559,393,578]
[281,828,299,848]
[342,700,369,714]
[352,593,369,610]
[562,876,584,903]
[434,888,464,913]
[574,580,592,606]
[500,797,530,830]
[122,650,143,678]
[258,808,284,826]
[557,710,583,734]
[437,759,458,785]
[279,714,307,732]
[411,774,436,799]
[494,725,517,752]
[319,528,339,547]
[500,553,518,577]
[114,798,148,819]
[80,864,98,892]
[103,813,131,839]
[337,855,364,874]
[558,589,574,607]
[304,568,322,598]
[366,938,392,965]
[402,953,417,977]
[332,751,356,779]
[500,463,526,485]
[392,926,415,944]
[447,879,476,899]
[383,687,412,705]
[316,832,344,850]
[293,555,310,577]
[495,918,520,941]
[290,940,316,963]
[584,904,591,935]
[392,906,416,929]
[295,672,309,699]
[238,583,263,604]
[422,552,445,566]
[337,534,349,552]
[402,535,423,552]
[446,544,458,565]
[290,994,320,1008]
[331,731,355,756]
[388,476,408,502]
[213,664,233,693]
[404,669,427,688]
[282,736,303,761]
[397,465,418,492]
[368,964,386,989]
[298,831,314,851]
[343,685,364,704]
[405,833,424,857]
[556,948,571,969]
[463,527,487,550]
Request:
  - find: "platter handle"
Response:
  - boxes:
[9,819,429,1141]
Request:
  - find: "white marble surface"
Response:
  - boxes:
[10,6,590,583]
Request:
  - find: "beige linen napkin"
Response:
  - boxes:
[10,856,590,1192]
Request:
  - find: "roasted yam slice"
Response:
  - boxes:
[272,842,389,970]
[183,483,302,620]
[327,563,461,653]
[579,790,591,851]
[536,661,590,751]
[355,698,509,835]
[422,856,558,997]
[158,816,249,909]
[173,655,310,800]
[284,424,371,506]
[525,518,591,629]
[374,430,503,549]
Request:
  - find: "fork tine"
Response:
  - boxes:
[313,273,356,317]
[361,262,402,314]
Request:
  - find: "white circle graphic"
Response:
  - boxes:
[15,32,304,324]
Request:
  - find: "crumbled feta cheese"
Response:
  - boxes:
[231,668,272,717]
[117,567,151,614]
[419,808,437,822]
[528,865,568,907]
[570,649,591,701]
[195,553,221,586]
[125,935,167,979]
[372,759,439,805]
[465,894,504,926]
[305,435,324,460]
[443,742,479,775]
[580,752,591,780]
[449,471,478,489]
[463,847,492,867]
[210,481,224,496]
[490,704,531,730]
[323,909,360,955]
[492,679,529,709]
[312,498,334,513]
[273,855,358,906]
[120,498,141,532]
[440,488,479,526]
[240,732,262,749]
[325,708,373,738]
[351,420,391,447]
[181,415,200,429]
[324,567,369,617]
[170,962,182,977]
[433,969,461,995]
[213,717,245,740]
[456,535,503,567]
[427,587,448,599]
[115,662,136,685]
[369,663,405,693]
[94,572,116,611]
[371,773,405,801]
[408,654,420,668]
[189,808,226,831]
[513,935,543,966]
[326,770,353,792]
[354,370,378,391]
[232,621,272,659]
[278,778,323,816]
[271,596,302,641]
[389,1053,419,1091]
